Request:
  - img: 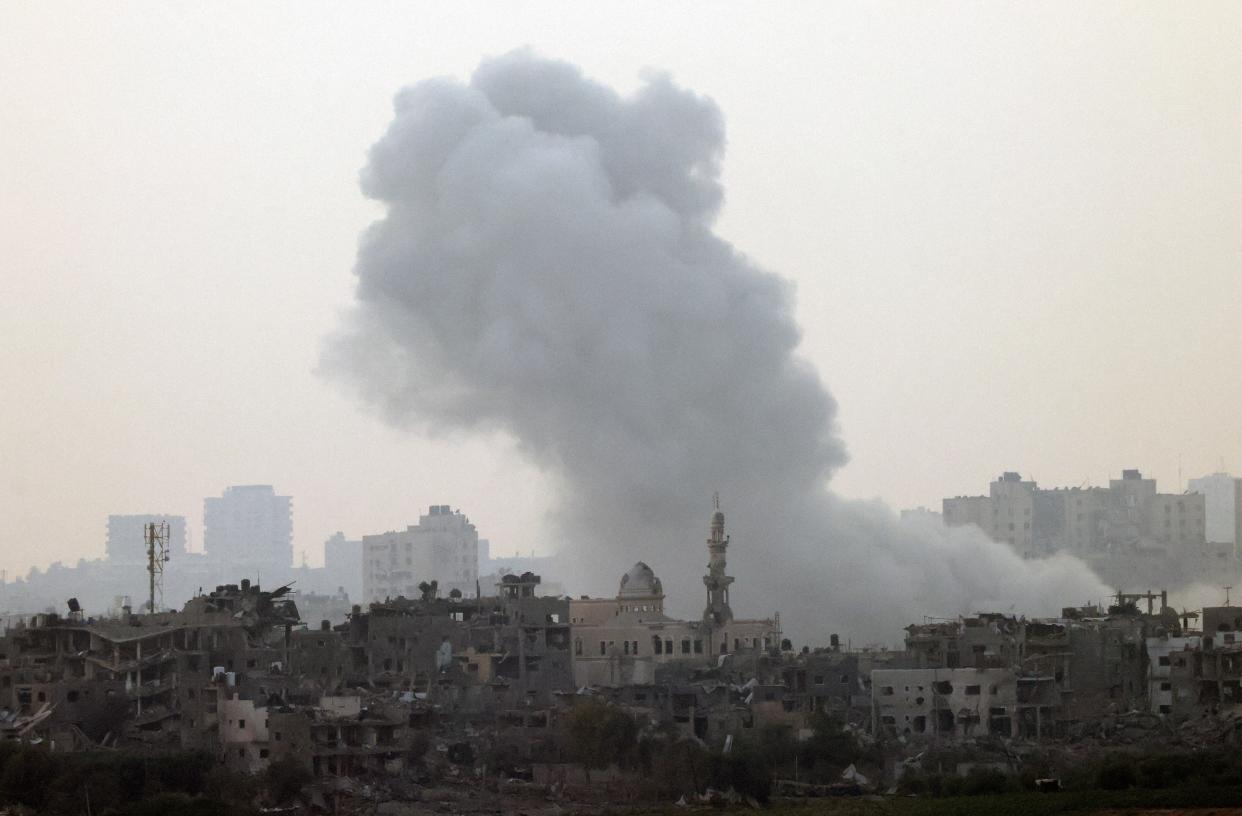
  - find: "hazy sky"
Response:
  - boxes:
[1,2,1239,579]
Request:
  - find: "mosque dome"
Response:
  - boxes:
[618,561,663,598]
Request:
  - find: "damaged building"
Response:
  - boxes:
[0,580,298,751]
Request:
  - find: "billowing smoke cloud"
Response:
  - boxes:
[325,50,1108,642]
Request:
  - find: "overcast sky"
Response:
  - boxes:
[1,2,1239,578]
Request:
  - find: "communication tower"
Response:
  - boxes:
[145,521,170,613]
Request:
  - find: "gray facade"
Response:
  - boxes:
[203,485,293,577]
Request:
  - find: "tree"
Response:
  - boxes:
[799,711,860,779]
[263,757,311,804]
[565,698,638,781]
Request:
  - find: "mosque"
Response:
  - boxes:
[569,501,782,686]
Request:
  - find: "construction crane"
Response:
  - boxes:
[145,521,170,614]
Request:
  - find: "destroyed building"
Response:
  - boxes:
[885,601,1159,740]
[0,580,298,750]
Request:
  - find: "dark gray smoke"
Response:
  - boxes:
[324,50,1107,642]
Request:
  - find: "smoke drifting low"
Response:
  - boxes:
[325,51,1107,642]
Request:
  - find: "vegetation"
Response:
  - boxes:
[565,697,640,780]
[735,785,1242,816]
[0,743,257,815]
[263,756,312,804]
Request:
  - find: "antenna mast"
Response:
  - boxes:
[145,521,170,614]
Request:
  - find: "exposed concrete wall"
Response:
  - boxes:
[872,667,1019,740]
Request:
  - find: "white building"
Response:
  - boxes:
[106,514,187,564]
[203,485,293,577]
[362,505,479,602]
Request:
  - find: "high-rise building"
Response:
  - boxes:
[1188,472,1239,545]
[106,515,187,564]
[322,531,363,600]
[203,485,293,577]
[362,505,479,602]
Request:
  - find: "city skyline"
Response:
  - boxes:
[3,3,1240,600]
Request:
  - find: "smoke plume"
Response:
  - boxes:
[325,50,1108,642]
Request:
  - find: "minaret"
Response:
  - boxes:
[703,494,735,624]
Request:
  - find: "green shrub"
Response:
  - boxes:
[1096,759,1137,790]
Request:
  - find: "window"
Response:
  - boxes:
[1160,682,1171,691]
[653,637,663,655]
[238,719,246,729]
[1158,656,1170,666]
[693,640,703,654]
[814,675,825,685]
[665,639,673,654]
[881,686,894,696]
[623,641,630,655]
[965,685,981,696]
[599,641,606,656]
[681,639,691,654]
[259,749,269,759]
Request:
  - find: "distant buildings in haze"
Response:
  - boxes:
[105,515,187,564]
[323,531,363,600]
[1187,472,1241,548]
[944,469,1206,559]
[203,485,293,578]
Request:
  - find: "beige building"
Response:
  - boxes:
[570,504,780,687]
[944,472,1038,553]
